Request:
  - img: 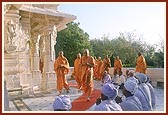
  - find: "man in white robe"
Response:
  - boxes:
[134,73,153,111]
[102,71,112,84]
[94,83,122,111]
[53,95,72,111]
[126,70,139,84]
[146,76,156,108]
[116,70,126,89]
[120,80,143,111]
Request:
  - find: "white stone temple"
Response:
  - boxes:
[3,3,76,97]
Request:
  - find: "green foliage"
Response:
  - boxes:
[150,50,164,68]
[55,22,93,66]
[54,22,164,68]
[90,32,164,68]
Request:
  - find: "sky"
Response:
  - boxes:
[58,2,166,46]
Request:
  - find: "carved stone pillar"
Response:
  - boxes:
[4,7,22,92]
[40,24,57,92]
[29,35,41,93]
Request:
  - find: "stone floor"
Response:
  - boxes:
[6,80,165,112]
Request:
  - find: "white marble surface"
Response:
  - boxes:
[8,80,165,112]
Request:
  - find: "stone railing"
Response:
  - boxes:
[67,67,164,88]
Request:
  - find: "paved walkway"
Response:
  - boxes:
[7,80,165,112]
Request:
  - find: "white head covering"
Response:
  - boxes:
[53,95,72,110]
[101,83,118,100]
[134,72,147,83]
[124,80,138,94]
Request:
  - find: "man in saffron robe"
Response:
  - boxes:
[72,53,82,89]
[100,55,111,80]
[96,57,103,80]
[93,57,98,80]
[54,51,70,95]
[135,52,147,74]
[80,49,95,101]
[114,56,123,74]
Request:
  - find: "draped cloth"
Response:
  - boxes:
[80,55,95,97]
[114,59,123,74]
[135,55,147,74]
[72,58,82,89]
[120,96,143,111]
[100,57,111,79]
[54,56,69,92]
[96,59,103,80]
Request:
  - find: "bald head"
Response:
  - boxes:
[58,51,64,57]
[116,56,119,60]
[138,52,142,56]
[83,49,89,56]
[77,53,81,59]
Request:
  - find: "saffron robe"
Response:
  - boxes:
[54,56,69,92]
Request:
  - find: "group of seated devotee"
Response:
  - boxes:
[95,70,156,111]
[52,70,156,111]
[102,70,126,89]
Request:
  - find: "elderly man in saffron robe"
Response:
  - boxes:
[72,53,82,90]
[80,49,95,101]
[100,55,111,80]
[114,56,123,74]
[96,57,103,80]
[54,51,70,95]
[135,52,147,74]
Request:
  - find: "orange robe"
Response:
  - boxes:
[81,55,95,97]
[100,58,111,79]
[93,59,98,79]
[72,58,82,89]
[135,55,147,74]
[54,56,69,92]
[96,59,103,80]
[114,59,123,74]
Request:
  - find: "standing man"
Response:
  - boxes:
[135,52,147,74]
[100,55,111,80]
[72,53,82,90]
[80,49,95,101]
[114,56,123,74]
[54,51,70,95]
[96,57,103,80]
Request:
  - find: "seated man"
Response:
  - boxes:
[127,70,139,84]
[53,95,72,111]
[120,80,143,111]
[94,83,122,111]
[134,73,153,111]
[145,75,156,108]
[115,70,126,89]
[102,71,112,84]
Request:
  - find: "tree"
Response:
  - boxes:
[55,22,93,66]
[90,31,163,68]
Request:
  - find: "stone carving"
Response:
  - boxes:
[50,25,57,60]
[7,20,17,44]
[16,26,30,51]
[5,20,17,52]
[35,35,40,55]
[5,20,29,52]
